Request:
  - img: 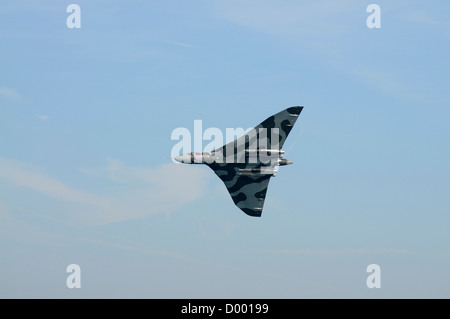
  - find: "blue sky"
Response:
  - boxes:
[1,0,449,298]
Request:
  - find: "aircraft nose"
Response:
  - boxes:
[174,155,183,163]
[174,153,192,163]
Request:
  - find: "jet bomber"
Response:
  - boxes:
[174,106,303,217]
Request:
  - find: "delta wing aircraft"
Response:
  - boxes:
[174,106,303,217]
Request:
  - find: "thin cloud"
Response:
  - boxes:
[0,87,21,100]
[223,221,237,237]
[216,0,360,38]
[216,0,425,102]
[400,11,440,27]
[264,248,415,256]
[0,156,210,226]
[80,237,201,263]
[37,115,49,120]
[158,39,199,48]
[0,157,110,207]
[0,201,12,222]
[351,67,427,103]
[83,158,211,225]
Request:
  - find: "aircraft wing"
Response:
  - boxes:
[207,162,272,217]
[215,106,303,160]
[207,106,303,217]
